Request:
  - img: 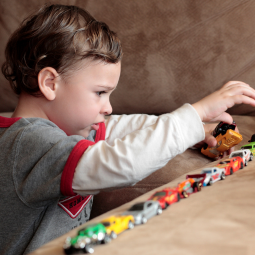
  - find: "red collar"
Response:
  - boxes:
[0,116,106,141]
[0,116,22,128]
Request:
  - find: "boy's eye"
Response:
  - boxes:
[96,91,106,96]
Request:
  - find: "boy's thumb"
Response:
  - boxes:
[204,134,217,148]
[211,112,233,124]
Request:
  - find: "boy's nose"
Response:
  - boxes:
[101,101,112,116]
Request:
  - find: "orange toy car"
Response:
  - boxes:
[148,188,180,209]
[201,121,242,158]
[177,178,202,198]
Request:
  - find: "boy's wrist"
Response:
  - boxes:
[191,102,204,122]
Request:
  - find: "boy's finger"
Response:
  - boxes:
[226,86,255,99]
[223,81,250,88]
[231,94,255,107]
[227,146,235,155]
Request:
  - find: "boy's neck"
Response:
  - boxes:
[12,92,49,120]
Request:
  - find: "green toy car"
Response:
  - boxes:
[241,134,255,155]
[63,223,111,254]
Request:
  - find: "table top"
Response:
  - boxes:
[29,159,255,255]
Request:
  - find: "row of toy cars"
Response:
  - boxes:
[63,123,253,254]
[63,202,162,254]
[188,149,253,188]
[63,178,206,253]
[64,174,211,254]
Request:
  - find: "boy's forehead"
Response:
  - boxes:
[76,58,121,71]
[68,59,121,87]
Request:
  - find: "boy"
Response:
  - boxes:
[1,4,255,255]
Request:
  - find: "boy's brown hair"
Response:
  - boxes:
[2,4,122,96]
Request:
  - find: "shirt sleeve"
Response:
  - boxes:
[104,113,159,145]
[72,104,205,196]
[13,120,88,208]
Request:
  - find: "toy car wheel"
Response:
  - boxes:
[249,155,253,161]
[64,247,74,255]
[220,172,225,180]
[203,144,208,150]
[177,193,181,202]
[83,244,94,254]
[128,220,134,229]
[102,235,111,244]
[110,231,117,239]
[240,162,244,169]
[245,160,248,166]
[193,182,202,191]
[207,178,213,186]
[157,206,163,215]
[230,167,233,175]
[182,191,188,198]
[164,202,169,209]
[141,217,147,224]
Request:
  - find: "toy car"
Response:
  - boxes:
[101,215,135,239]
[200,167,225,186]
[241,137,255,156]
[217,156,243,175]
[122,201,162,225]
[241,143,255,155]
[212,121,237,137]
[177,177,202,198]
[201,121,243,158]
[185,174,206,186]
[229,149,252,166]
[147,188,180,209]
[63,223,111,254]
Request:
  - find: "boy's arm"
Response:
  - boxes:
[104,114,159,144]
[72,104,205,195]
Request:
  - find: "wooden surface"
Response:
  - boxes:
[29,158,255,255]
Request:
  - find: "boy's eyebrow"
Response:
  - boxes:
[97,85,116,90]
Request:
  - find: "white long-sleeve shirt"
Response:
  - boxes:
[72,104,205,195]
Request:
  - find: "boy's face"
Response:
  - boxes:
[49,60,121,137]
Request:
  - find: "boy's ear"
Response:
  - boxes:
[38,67,59,101]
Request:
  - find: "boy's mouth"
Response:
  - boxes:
[91,123,100,131]
[91,120,105,131]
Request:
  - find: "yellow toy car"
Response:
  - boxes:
[201,122,242,158]
[101,215,135,239]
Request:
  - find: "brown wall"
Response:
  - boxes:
[1,0,255,115]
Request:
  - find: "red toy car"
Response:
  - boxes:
[148,188,180,209]
[216,156,243,175]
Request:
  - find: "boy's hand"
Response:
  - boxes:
[194,123,239,158]
[193,123,218,149]
[192,81,255,124]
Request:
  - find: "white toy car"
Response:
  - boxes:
[229,149,252,166]
[200,167,225,186]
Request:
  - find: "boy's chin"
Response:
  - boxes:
[67,125,94,138]
[75,127,92,138]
